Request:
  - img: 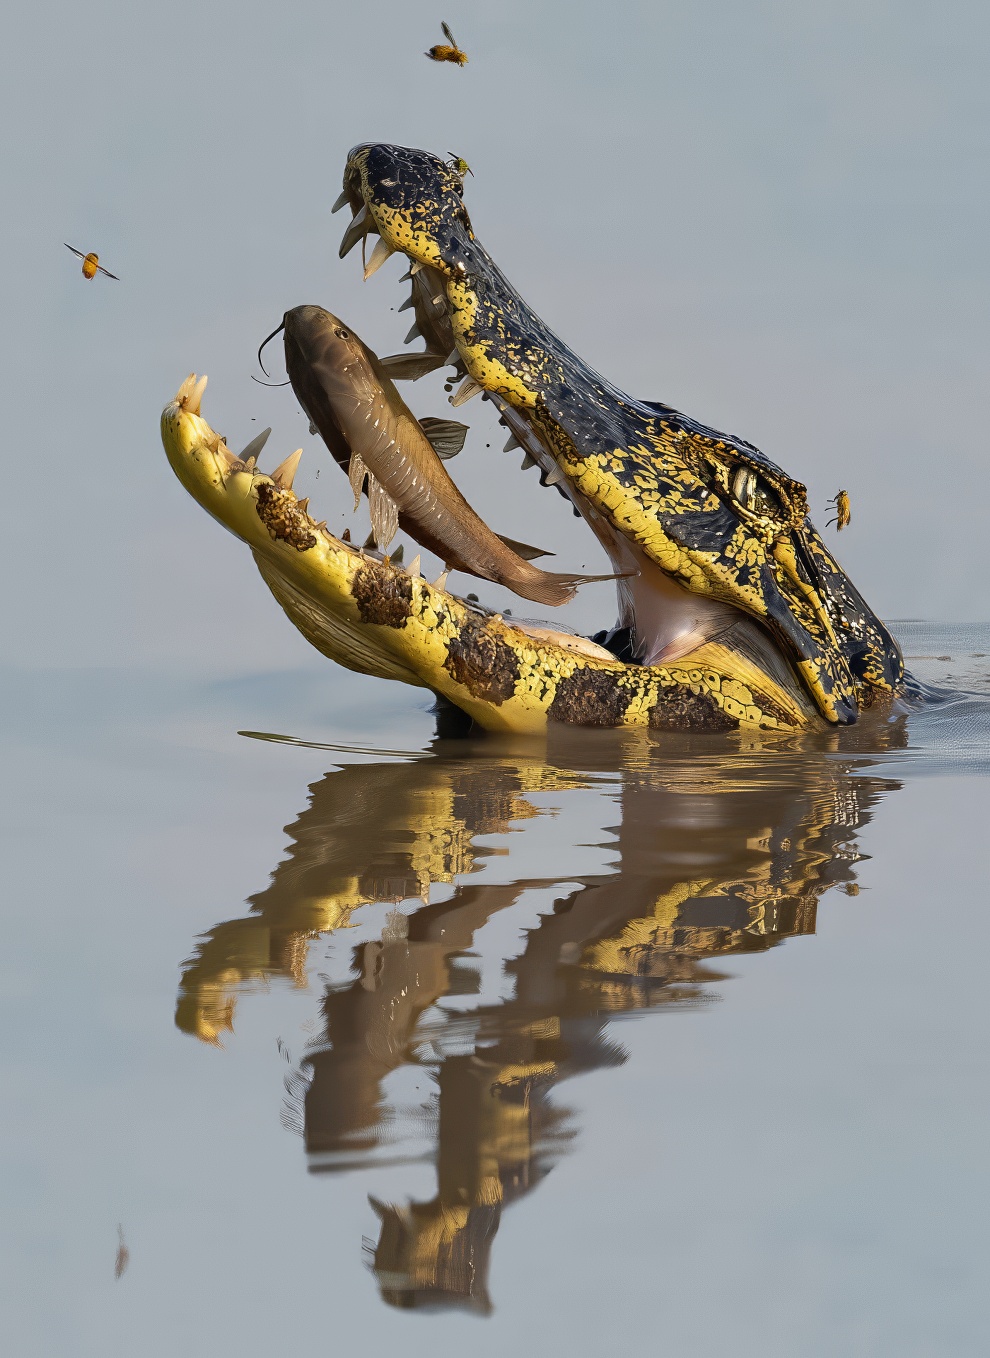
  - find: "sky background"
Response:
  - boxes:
[2,0,989,672]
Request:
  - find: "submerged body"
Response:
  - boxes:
[281,306,613,608]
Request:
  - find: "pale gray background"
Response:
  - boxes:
[2,0,988,673]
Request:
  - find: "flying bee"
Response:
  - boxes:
[446,152,474,179]
[826,489,851,531]
[426,22,468,65]
[64,243,119,281]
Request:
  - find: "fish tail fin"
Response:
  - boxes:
[510,568,633,609]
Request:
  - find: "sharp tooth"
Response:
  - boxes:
[407,553,422,577]
[272,447,303,491]
[339,205,368,258]
[186,374,208,415]
[238,427,271,463]
[391,544,404,563]
[432,570,448,591]
[364,237,395,280]
[544,466,565,486]
[521,454,535,470]
[404,322,422,344]
[315,520,327,531]
[296,497,310,514]
[449,377,483,407]
[409,260,424,275]
[331,189,350,214]
[398,295,415,312]
[503,433,521,452]
[444,348,460,366]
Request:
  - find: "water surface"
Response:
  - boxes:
[2,623,989,1355]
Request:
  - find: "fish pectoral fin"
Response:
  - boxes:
[418,416,469,460]
[495,533,555,561]
[379,352,448,381]
[348,450,367,509]
[368,472,399,550]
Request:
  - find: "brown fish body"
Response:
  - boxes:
[282,306,607,607]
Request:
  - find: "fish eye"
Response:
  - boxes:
[334,327,350,339]
[731,464,784,519]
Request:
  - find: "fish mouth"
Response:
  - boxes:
[157,143,905,732]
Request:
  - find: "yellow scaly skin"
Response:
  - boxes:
[341,143,905,726]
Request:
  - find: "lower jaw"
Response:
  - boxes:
[161,382,819,735]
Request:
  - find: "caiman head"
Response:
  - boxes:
[160,142,905,734]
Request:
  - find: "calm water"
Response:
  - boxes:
[3,622,989,1356]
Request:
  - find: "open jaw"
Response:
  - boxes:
[159,143,906,735]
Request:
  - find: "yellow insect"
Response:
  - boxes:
[826,489,851,531]
[426,21,468,65]
[446,152,474,178]
[64,243,119,281]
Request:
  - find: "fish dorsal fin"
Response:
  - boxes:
[495,533,555,561]
[379,352,447,381]
[418,416,469,460]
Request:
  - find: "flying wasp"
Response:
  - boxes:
[446,152,474,179]
[64,243,119,281]
[426,22,468,66]
[826,489,851,531]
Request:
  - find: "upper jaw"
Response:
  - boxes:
[336,172,831,716]
[336,143,908,726]
[343,143,477,276]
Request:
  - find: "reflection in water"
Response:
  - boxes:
[176,718,907,1313]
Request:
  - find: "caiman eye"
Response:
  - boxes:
[731,465,784,519]
[334,327,350,339]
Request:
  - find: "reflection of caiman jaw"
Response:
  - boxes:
[159,142,906,730]
[368,1196,497,1315]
